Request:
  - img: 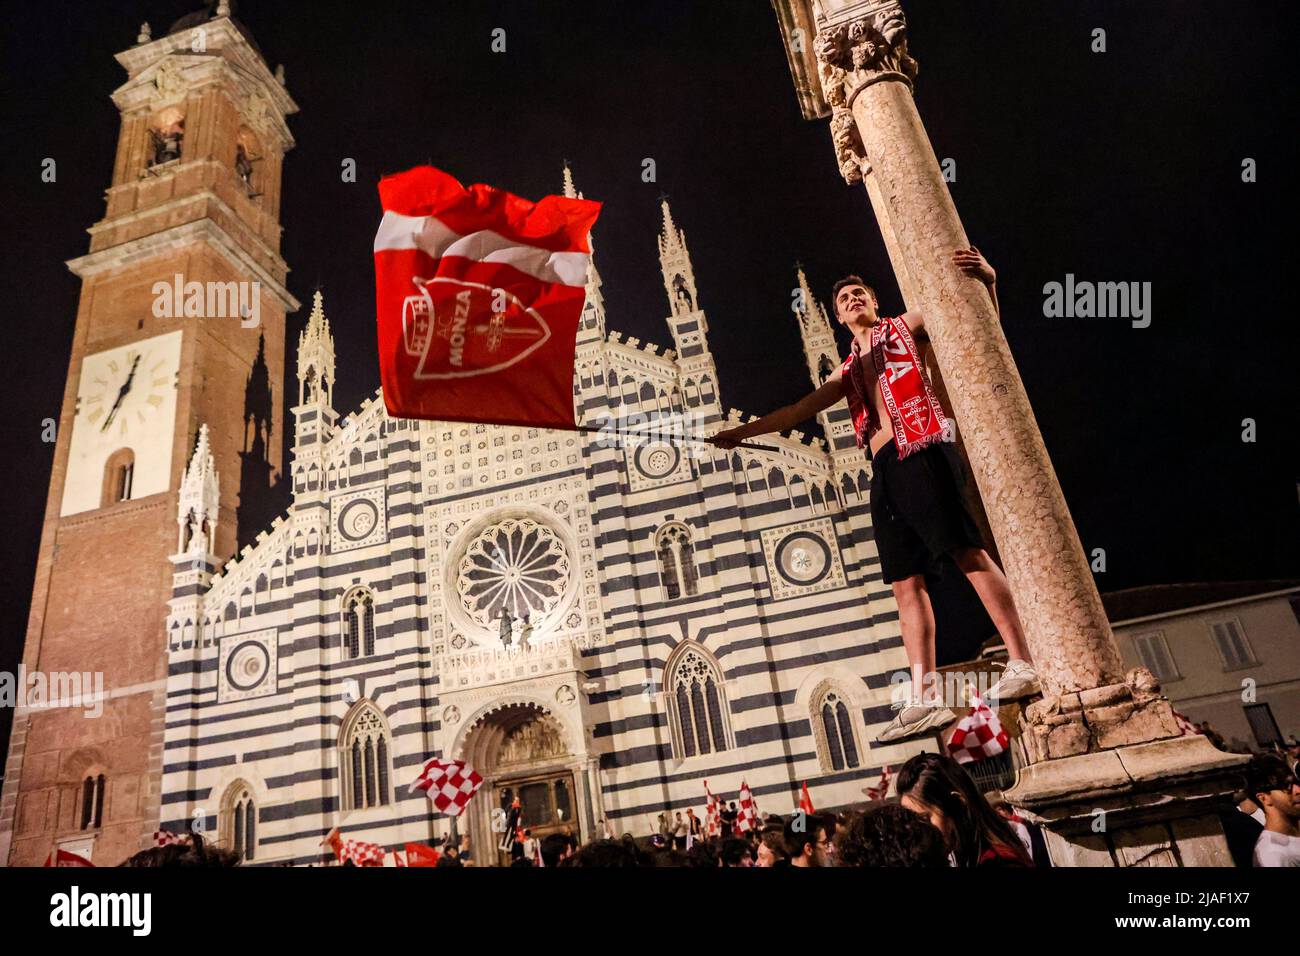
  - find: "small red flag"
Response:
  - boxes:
[798,781,815,815]
[404,842,441,867]
[373,165,600,429]
[44,848,95,867]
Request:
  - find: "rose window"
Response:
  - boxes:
[456,518,570,628]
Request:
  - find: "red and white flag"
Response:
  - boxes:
[153,829,190,847]
[945,693,1009,764]
[43,849,95,867]
[704,780,721,838]
[404,842,441,868]
[373,165,601,429]
[409,756,483,816]
[736,780,759,833]
[798,781,815,816]
[1173,709,1200,736]
[322,827,385,867]
[866,765,892,801]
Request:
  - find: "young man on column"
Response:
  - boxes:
[712,248,1039,742]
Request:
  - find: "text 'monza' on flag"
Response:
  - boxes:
[373,165,601,429]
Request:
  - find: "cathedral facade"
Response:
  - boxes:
[161,193,921,864]
[3,6,921,867]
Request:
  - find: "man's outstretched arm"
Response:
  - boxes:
[711,372,846,449]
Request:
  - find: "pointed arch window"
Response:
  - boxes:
[342,588,376,659]
[223,783,257,861]
[341,704,392,810]
[816,689,861,772]
[667,645,731,759]
[655,523,698,601]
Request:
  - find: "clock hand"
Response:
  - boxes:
[101,356,141,432]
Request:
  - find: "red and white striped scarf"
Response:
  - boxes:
[842,315,949,458]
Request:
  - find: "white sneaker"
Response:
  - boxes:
[985,659,1040,702]
[876,700,957,743]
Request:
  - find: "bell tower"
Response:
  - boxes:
[0,3,298,866]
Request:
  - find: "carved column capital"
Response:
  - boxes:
[814,7,918,112]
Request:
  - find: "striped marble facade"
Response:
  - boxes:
[160,196,924,864]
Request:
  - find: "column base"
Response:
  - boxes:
[1020,667,1187,763]
[1005,733,1248,866]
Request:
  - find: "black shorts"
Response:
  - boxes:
[869,439,984,584]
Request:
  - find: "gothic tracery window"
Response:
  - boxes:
[667,645,730,759]
[655,523,698,601]
[817,689,860,772]
[341,704,391,811]
[224,783,256,861]
[342,588,376,659]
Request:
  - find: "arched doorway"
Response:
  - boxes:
[458,702,585,866]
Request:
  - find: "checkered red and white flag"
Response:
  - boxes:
[409,756,484,816]
[704,780,721,838]
[945,693,1009,764]
[736,780,759,833]
[373,165,601,429]
[322,827,385,867]
[1173,709,1200,736]
[153,829,189,847]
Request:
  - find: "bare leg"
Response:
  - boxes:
[951,546,1034,664]
[891,574,937,699]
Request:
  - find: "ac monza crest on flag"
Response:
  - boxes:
[409,756,484,816]
[374,165,600,429]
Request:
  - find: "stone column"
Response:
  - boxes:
[808,2,1186,759]
[772,0,1246,865]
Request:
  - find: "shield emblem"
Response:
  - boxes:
[401,277,552,380]
[899,395,932,435]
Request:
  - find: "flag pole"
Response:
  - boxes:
[571,424,777,452]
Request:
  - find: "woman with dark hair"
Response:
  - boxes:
[895,752,1031,867]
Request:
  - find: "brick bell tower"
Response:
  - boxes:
[0,3,297,866]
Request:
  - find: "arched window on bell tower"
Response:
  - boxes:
[146,106,185,170]
[101,448,135,507]
[235,126,261,196]
[79,773,106,830]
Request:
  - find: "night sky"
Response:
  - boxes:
[1,1,1297,751]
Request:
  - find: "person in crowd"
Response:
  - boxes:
[721,801,739,836]
[834,804,950,867]
[718,837,754,867]
[120,832,240,867]
[895,752,1031,867]
[540,832,574,868]
[1245,752,1300,867]
[654,812,672,848]
[673,811,689,851]
[569,839,642,867]
[784,814,829,867]
[458,833,473,865]
[436,846,462,867]
[686,807,702,847]
[684,839,719,868]
[756,827,791,868]
[985,790,1051,867]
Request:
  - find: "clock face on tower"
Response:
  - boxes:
[60,330,183,516]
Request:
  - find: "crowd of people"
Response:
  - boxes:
[116,744,1298,868]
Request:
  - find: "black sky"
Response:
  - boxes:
[1,0,1297,738]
